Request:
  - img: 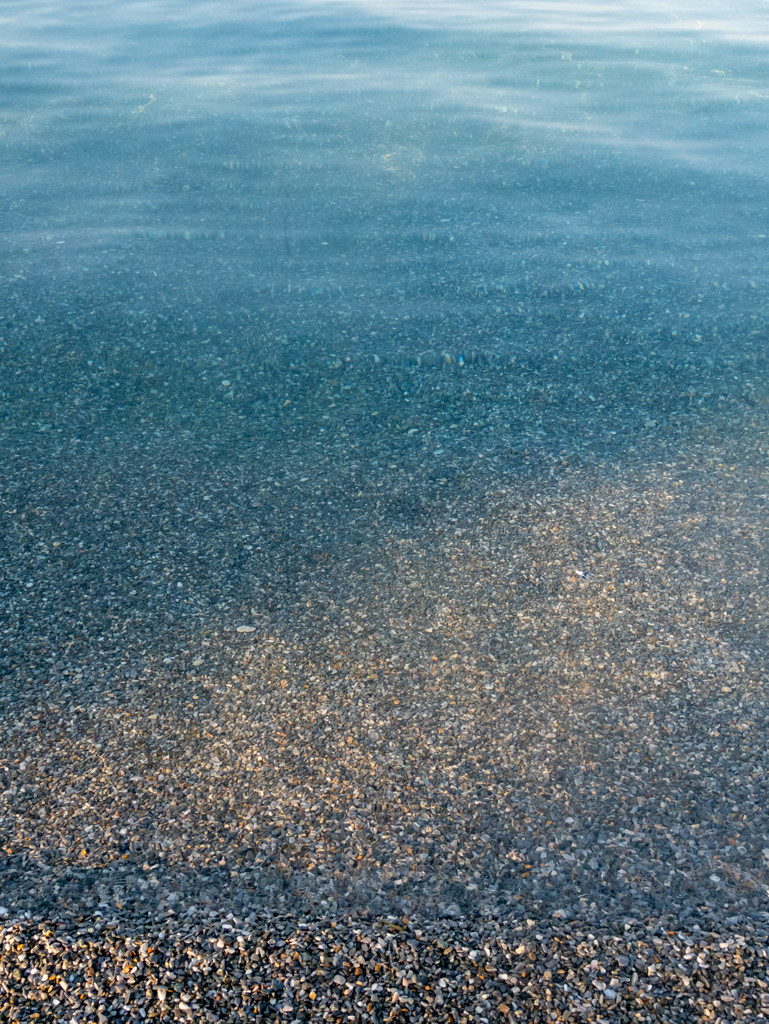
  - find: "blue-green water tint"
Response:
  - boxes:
[3,2,769,934]
[2,0,767,368]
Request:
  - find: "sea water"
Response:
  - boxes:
[2,0,767,373]
[2,0,769,930]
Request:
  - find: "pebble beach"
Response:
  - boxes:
[2,341,768,1020]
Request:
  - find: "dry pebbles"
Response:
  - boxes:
[2,912,767,1023]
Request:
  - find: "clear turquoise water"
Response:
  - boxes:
[2,0,767,368]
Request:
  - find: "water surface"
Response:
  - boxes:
[1,0,768,933]
[2,0,767,369]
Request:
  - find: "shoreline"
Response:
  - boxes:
[2,356,768,1019]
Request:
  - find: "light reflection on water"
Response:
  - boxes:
[1,0,767,365]
[301,0,769,41]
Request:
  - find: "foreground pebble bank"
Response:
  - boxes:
[2,912,767,1022]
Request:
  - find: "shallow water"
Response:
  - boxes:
[1,0,769,938]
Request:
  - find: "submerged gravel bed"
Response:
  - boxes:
[2,346,769,1018]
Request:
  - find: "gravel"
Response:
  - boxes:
[1,912,767,1022]
[2,339,768,1019]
